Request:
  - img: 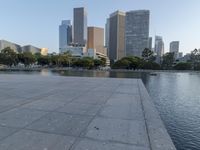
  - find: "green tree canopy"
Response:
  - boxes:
[140,61,161,70]
[190,49,200,70]
[37,56,50,66]
[142,48,155,62]
[112,56,142,70]
[0,47,18,66]
[174,62,192,70]
[162,52,175,69]
[81,57,94,69]
[18,52,36,66]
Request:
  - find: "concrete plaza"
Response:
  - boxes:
[0,74,176,150]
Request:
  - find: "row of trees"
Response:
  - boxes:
[0,47,35,67]
[112,56,160,70]
[112,48,200,70]
[1,47,200,70]
[112,48,160,70]
[0,47,106,69]
[161,49,200,70]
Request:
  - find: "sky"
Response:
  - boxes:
[0,0,199,54]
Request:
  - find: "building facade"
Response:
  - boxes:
[170,41,179,59]
[178,52,183,59]
[64,46,86,57]
[59,20,72,53]
[109,11,125,61]
[105,18,110,56]
[87,49,110,66]
[125,10,150,57]
[0,40,21,53]
[41,48,48,56]
[87,27,106,55]
[73,7,87,46]
[155,36,164,63]
[148,37,152,50]
[22,45,41,54]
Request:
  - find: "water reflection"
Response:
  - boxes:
[53,70,148,79]
[144,72,200,150]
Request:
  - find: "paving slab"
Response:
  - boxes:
[116,84,139,95]
[26,112,93,136]
[0,105,16,113]
[0,75,176,150]
[0,130,75,150]
[99,104,144,121]
[0,96,30,106]
[21,99,66,111]
[106,93,141,106]
[41,91,82,103]
[84,117,149,147]
[72,139,150,150]
[0,126,19,141]
[56,102,102,116]
[0,108,48,128]
[73,91,112,105]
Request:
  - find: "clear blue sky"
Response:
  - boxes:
[0,0,199,54]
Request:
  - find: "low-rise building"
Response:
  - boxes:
[22,45,41,54]
[0,40,21,53]
[0,39,47,56]
[87,49,110,66]
[61,46,86,58]
[41,48,48,56]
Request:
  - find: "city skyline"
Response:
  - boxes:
[0,0,199,54]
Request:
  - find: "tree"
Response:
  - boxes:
[100,58,106,67]
[162,52,175,69]
[81,57,94,69]
[190,49,200,70]
[122,56,142,70]
[94,59,103,68]
[50,55,59,66]
[142,48,155,61]
[174,62,191,70]
[112,56,142,70]
[34,52,42,60]
[59,52,72,67]
[140,61,161,70]
[112,59,130,69]
[0,47,18,66]
[37,56,50,66]
[18,52,36,66]
[72,58,83,68]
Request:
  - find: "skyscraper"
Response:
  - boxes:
[73,7,87,46]
[105,18,110,56]
[87,27,106,54]
[170,41,180,59]
[109,11,125,61]
[59,20,72,53]
[155,36,164,63]
[148,37,152,50]
[125,10,150,57]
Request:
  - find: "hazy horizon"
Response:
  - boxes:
[0,0,199,54]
